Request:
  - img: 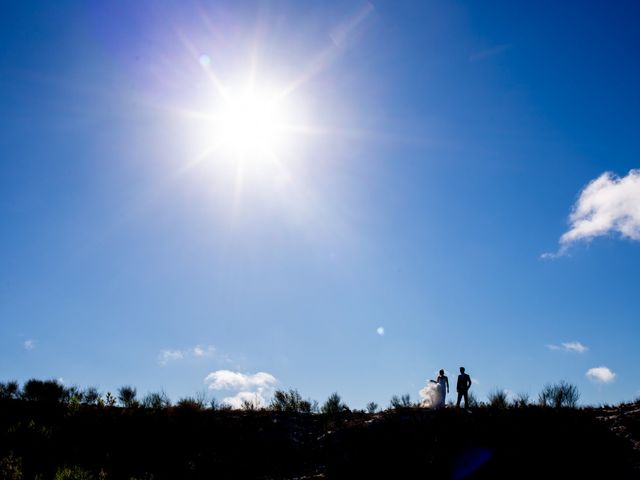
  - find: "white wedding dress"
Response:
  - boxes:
[437,377,447,408]
[419,377,447,409]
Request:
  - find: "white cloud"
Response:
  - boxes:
[158,345,216,365]
[586,366,616,384]
[544,169,640,257]
[376,327,385,336]
[158,350,184,365]
[193,345,215,357]
[222,390,268,409]
[546,341,588,353]
[204,370,277,391]
[23,339,36,351]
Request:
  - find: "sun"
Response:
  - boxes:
[211,87,290,161]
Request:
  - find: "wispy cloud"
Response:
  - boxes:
[546,341,588,353]
[23,339,36,351]
[586,366,616,384]
[192,345,216,358]
[469,44,511,62]
[204,370,277,391]
[158,344,216,365]
[543,169,640,258]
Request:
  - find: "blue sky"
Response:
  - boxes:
[1,0,639,408]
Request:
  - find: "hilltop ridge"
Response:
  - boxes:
[1,398,639,479]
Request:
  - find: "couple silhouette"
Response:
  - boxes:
[431,367,472,409]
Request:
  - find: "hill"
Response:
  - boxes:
[1,399,639,479]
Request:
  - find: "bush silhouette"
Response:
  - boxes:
[389,394,412,409]
[0,453,23,480]
[54,465,95,480]
[321,392,348,415]
[270,389,313,413]
[176,396,205,411]
[142,391,171,409]
[117,386,138,408]
[514,392,530,407]
[539,381,580,408]
[0,381,20,400]
[240,398,260,411]
[487,389,509,409]
[366,401,378,413]
[21,379,68,403]
[82,387,100,405]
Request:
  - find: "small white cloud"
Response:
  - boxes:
[204,370,277,391]
[546,341,588,353]
[586,366,616,384]
[23,339,36,350]
[158,350,184,365]
[193,345,215,358]
[376,327,385,336]
[158,344,216,365]
[544,169,640,257]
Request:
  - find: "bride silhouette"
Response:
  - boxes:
[420,369,449,408]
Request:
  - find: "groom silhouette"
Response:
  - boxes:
[456,367,472,408]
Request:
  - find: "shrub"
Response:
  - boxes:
[0,454,23,480]
[83,387,101,405]
[514,392,530,407]
[66,386,83,403]
[142,391,171,410]
[117,386,138,408]
[270,389,313,413]
[54,465,94,480]
[539,381,580,408]
[22,379,68,403]
[389,394,412,409]
[0,381,20,400]
[366,401,378,413]
[176,396,205,411]
[240,398,260,411]
[104,392,117,407]
[321,392,349,415]
[487,389,509,409]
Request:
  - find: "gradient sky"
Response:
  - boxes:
[1,0,640,408]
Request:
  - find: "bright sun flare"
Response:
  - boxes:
[212,88,289,160]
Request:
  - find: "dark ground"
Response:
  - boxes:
[1,400,639,479]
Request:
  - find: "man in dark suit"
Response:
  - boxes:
[456,367,472,408]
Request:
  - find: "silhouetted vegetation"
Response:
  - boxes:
[141,391,171,410]
[82,387,101,405]
[538,381,580,408]
[270,389,314,413]
[513,392,530,407]
[487,389,509,409]
[0,381,19,400]
[22,379,68,404]
[366,401,378,413]
[389,393,412,409]
[1,378,639,478]
[321,392,349,415]
[117,386,138,408]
